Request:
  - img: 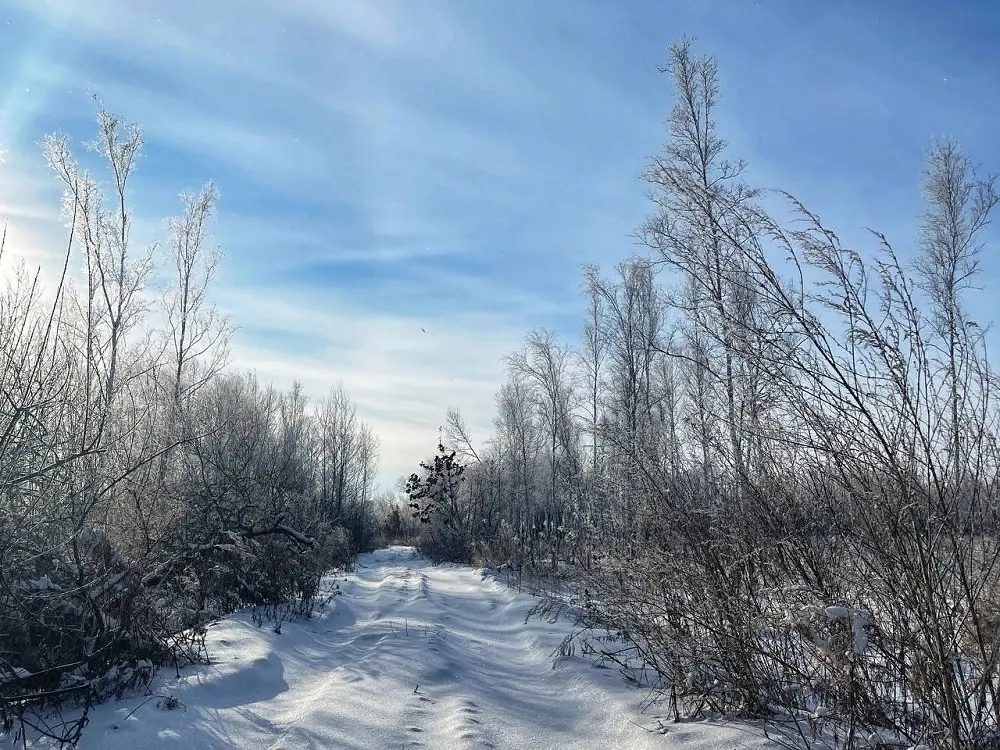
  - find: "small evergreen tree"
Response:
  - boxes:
[406,444,469,561]
[385,506,403,541]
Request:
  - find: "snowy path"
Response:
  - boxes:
[37,547,774,749]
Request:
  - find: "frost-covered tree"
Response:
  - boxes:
[0,105,381,739]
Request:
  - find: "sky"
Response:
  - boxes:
[1,0,999,488]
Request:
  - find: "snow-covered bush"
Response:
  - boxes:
[424,38,1000,750]
[0,106,380,743]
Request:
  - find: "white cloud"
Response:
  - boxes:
[218,288,527,485]
[1,0,652,487]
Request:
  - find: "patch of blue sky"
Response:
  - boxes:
[3,0,999,484]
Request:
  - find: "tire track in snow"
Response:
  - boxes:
[45,546,778,750]
[358,552,501,749]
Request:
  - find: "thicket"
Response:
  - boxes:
[0,106,380,744]
[406,40,1000,749]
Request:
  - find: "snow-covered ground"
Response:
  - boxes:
[17,546,777,749]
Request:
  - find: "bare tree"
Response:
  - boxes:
[164,182,232,410]
[639,38,766,493]
[915,138,999,479]
[505,329,579,527]
[493,374,543,534]
[580,267,608,474]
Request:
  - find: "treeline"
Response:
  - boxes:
[0,108,379,738]
[404,41,1000,749]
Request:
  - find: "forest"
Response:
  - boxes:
[2,37,999,750]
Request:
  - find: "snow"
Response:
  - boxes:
[13,546,776,749]
[822,606,850,621]
[823,604,870,654]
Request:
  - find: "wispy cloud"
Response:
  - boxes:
[218,288,528,482]
[3,0,998,483]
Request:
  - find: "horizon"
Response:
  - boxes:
[2,0,999,489]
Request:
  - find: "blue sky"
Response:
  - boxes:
[2,0,999,486]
